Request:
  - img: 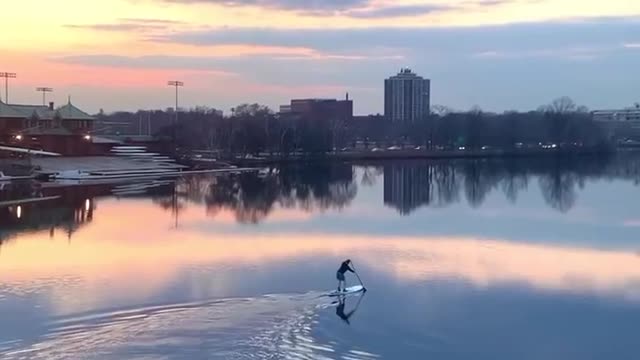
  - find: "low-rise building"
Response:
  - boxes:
[278,94,353,123]
[0,100,95,155]
[593,108,640,141]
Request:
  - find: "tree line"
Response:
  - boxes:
[94,97,609,157]
[353,97,607,151]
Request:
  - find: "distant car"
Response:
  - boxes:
[371,147,383,152]
[415,146,425,150]
[458,146,466,151]
[515,142,524,148]
[387,146,401,151]
[481,145,490,150]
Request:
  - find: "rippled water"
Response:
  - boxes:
[3,293,367,360]
[2,155,640,359]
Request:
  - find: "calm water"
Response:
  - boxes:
[2,154,640,359]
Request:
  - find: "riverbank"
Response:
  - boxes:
[0,146,618,179]
[229,146,615,166]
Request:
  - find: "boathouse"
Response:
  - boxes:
[0,99,95,155]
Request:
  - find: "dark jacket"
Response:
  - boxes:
[337,261,354,274]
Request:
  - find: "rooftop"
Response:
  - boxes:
[8,103,55,119]
[0,100,94,120]
[0,101,25,118]
[388,68,428,80]
[592,108,640,114]
[56,102,94,120]
[291,98,343,103]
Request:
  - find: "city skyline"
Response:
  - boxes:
[2,0,640,114]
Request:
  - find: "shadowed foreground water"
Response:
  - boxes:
[1,155,640,359]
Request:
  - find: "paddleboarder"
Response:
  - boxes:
[336,259,354,292]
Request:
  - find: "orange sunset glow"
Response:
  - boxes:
[2,0,639,112]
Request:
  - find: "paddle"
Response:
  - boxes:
[350,262,367,291]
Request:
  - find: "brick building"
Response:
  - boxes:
[279,94,353,123]
[0,100,95,155]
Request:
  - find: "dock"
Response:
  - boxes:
[25,156,261,183]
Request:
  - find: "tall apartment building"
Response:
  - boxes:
[384,68,430,124]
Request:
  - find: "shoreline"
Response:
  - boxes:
[0,147,626,179]
[229,147,619,166]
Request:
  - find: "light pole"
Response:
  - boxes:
[167,80,184,147]
[0,72,17,103]
[36,87,53,106]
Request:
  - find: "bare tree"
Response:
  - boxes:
[431,104,454,116]
[541,96,577,114]
[576,105,590,113]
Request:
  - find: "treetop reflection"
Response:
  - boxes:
[2,153,640,243]
[167,154,637,219]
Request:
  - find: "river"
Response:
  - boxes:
[1,154,640,359]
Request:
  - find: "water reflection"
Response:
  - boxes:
[0,183,97,243]
[334,293,366,325]
[3,154,621,302]
[2,154,640,242]
[4,214,640,305]
[2,155,640,358]
[166,153,640,221]
[183,163,356,224]
[382,153,640,215]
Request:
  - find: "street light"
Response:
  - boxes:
[167,80,184,146]
[0,72,17,103]
[36,87,53,106]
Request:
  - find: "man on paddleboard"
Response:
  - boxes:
[336,259,354,292]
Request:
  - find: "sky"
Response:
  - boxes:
[1,0,639,115]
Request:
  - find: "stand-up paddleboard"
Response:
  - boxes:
[327,285,365,297]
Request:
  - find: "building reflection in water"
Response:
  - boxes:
[2,153,640,242]
[381,153,640,216]
[0,180,175,244]
[383,164,433,215]
[0,186,96,243]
